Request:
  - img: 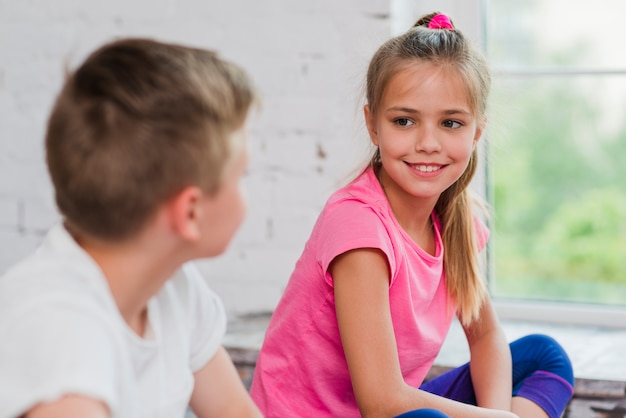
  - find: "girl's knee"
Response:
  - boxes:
[515,333,563,355]
[518,333,557,344]
[512,333,574,385]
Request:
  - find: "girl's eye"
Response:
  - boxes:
[394,118,414,127]
[442,120,462,129]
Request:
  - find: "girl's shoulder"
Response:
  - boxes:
[313,169,399,246]
[326,168,386,210]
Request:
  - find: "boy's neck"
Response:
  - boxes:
[71,226,186,337]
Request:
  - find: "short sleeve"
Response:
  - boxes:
[316,199,396,286]
[180,263,227,373]
[0,300,121,418]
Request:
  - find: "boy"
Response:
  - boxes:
[0,38,262,418]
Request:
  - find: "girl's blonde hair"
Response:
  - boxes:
[365,12,491,326]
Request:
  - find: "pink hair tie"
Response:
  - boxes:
[427,14,454,30]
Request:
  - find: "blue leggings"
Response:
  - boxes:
[395,334,575,418]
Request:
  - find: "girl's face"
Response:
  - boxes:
[365,62,483,208]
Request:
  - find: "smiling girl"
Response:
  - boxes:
[250,12,574,418]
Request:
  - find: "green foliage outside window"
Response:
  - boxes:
[490,76,626,305]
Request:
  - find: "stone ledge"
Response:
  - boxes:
[225,347,626,418]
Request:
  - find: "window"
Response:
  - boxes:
[486,0,626,325]
[391,0,626,326]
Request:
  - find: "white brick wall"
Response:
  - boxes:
[0,0,391,315]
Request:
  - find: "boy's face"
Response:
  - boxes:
[199,130,249,257]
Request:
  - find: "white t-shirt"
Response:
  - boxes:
[0,224,226,418]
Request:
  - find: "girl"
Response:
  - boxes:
[250,12,574,418]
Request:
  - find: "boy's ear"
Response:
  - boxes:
[168,186,203,242]
[364,105,379,146]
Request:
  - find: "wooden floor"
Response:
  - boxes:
[566,378,626,418]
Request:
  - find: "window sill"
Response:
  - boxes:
[224,311,626,416]
[440,314,626,382]
[224,309,626,382]
[494,299,626,329]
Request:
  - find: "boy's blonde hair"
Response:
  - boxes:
[46,38,257,241]
[365,12,491,326]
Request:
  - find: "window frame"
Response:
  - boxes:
[482,0,626,328]
[391,0,626,328]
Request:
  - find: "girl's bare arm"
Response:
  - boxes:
[331,248,518,418]
[463,297,513,411]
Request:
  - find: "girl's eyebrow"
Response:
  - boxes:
[385,106,471,116]
[443,109,471,116]
[386,106,417,113]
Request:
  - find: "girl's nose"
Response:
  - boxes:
[416,125,442,153]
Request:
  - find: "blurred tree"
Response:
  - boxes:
[533,188,626,282]
[490,76,626,302]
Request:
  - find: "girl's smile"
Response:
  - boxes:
[365,61,483,211]
[406,162,445,176]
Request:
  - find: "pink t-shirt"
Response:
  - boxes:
[250,168,488,417]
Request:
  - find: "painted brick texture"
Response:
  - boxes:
[0,0,390,315]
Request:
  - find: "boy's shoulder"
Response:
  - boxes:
[0,226,127,415]
[0,226,226,415]
[0,224,226,345]
[0,224,105,307]
[0,225,217,318]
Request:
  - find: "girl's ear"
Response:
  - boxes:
[167,186,203,242]
[364,105,379,146]
[473,116,487,146]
